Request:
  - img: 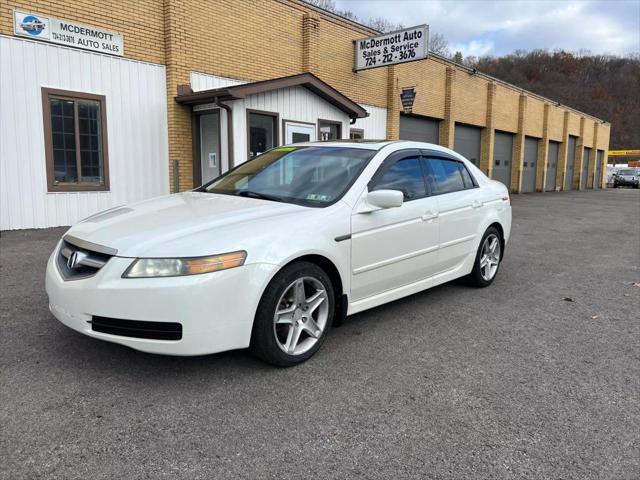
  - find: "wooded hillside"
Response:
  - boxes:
[466,51,640,149]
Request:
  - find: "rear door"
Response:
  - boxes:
[423,154,483,274]
[351,150,439,301]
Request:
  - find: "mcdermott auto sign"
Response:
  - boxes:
[13,10,123,56]
[354,25,428,71]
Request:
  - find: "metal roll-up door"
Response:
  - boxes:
[595,150,603,188]
[399,115,440,144]
[546,141,560,191]
[492,131,514,188]
[454,124,482,166]
[522,136,538,193]
[565,136,577,190]
[582,147,591,189]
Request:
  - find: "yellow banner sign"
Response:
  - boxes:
[608,150,640,156]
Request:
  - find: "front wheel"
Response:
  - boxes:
[250,262,334,367]
[468,227,502,288]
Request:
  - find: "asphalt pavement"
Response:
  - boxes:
[1,189,639,479]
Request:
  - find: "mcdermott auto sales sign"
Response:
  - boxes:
[354,25,428,71]
[13,10,123,56]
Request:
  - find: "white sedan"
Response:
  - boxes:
[46,141,511,366]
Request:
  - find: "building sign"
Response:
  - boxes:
[400,87,416,113]
[354,25,428,71]
[13,10,123,56]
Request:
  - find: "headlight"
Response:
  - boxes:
[123,251,247,278]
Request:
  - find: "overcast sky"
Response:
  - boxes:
[335,0,640,57]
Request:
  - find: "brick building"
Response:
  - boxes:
[0,0,611,230]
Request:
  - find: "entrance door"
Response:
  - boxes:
[284,121,316,145]
[582,147,591,189]
[565,136,577,190]
[522,136,538,193]
[199,112,221,184]
[546,141,559,191]
[595,150,603,188]
[454,124,482,166]
[492,131,514,189]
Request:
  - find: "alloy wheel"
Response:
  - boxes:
[273,276,329,355]
[479,233,501,281]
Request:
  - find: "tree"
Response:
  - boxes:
[453,51,463,64]
[467,50,640,149]
[430,32,450,57]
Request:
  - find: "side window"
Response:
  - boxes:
[459,163,476,188]
[425,158,467,195]
[370,155,427,201]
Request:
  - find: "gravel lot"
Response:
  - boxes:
[1,189,639,479]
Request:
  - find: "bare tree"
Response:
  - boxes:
[366,16,404,33]
[429,32,450,56]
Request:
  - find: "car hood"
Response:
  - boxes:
[66,192,307,257]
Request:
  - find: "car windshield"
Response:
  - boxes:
[203,146,376,207]
[617,169,636,175]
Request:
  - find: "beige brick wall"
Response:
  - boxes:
[4,0,611,192]
[0,0,166,64]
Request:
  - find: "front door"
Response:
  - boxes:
[284,121,316,145]
[199,111,221,184]
[351,150,439,301]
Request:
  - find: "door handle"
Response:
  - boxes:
[422,210,439,221]
[472,200,483,209]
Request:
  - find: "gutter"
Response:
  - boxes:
[214,98,234,169]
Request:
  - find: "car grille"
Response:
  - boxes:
[56,236,115,280]
[91,316,183,340]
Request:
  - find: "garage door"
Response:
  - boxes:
[546,141,560,191]
[454,124,482,166]
[399,115,439,144]
[492,131,514,188]
[565,135,577,190]
[582,147,591,189]
[522,136,538,193]
[595,150,603,189]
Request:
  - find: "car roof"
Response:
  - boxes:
[292,140,450,152]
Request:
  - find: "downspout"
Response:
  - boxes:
[214,98,234,169]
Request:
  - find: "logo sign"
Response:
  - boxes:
[400,87,416,113]
[354,25,428,71]
[67,250,87,269]
[13,10,123,56]
[608,150,640,156]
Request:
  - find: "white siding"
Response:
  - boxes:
[0,35,169,230]
[232,86,350,165]
[190,72,245,91]
[352,104,387,139]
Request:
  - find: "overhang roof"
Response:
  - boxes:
[175,72,368,119]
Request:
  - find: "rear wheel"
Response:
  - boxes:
[250,262,334,367]
[468,227,502,288]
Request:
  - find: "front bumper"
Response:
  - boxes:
[615,178,639,187]
[45,248,277,355]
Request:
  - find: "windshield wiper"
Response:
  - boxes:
[236,190,284,202]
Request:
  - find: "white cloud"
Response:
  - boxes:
[335,0,640,56]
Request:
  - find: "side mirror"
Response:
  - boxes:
[366,189,404,209]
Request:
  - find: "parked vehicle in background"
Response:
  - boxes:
[612,168,640,188]
[45,140,512,366]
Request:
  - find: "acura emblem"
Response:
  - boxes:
[67,250,87,269]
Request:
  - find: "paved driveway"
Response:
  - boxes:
[1,189,639,480]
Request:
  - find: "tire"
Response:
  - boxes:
[250,261,334,367]
[467,227,503,288]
